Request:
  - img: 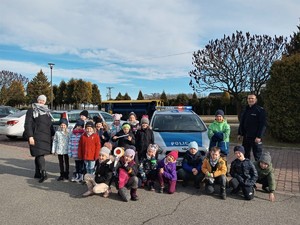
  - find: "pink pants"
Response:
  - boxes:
[158,172,176,194]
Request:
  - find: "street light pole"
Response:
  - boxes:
[48,63,55,109]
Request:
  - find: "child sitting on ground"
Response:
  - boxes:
[229,145,258,200]
[157,150,178,194]
[138,144,159,191]
[202,146,227,199]
[115,148,139,202]
[177,141,204,189]
[82,146,113,198]
[253,152,276,202]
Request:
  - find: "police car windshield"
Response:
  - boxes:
[152,114,206,132]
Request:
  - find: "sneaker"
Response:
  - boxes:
[74,174,83,183]
[103,188,111,198]
[159,186,164,193]
[149,182,155,191]
[82,190,93,197]
[57,176,64,181]
[71,173,78,182]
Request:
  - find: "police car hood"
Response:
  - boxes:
[154,131,209,151]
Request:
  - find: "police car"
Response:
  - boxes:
[150,106,209,167]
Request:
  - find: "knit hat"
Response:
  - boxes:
[113,113,122,121]
[188,141,198,150]
[74,119,84,128]
[215,109,225,117]
[167,150,178,160]
[234,145,245,155]
[129,112,137,118]
[94,116,103,124]
[104,142,113,150]
[122,123,131,129]
[141,117,149,124]
[125,148,135,158]
[100,147,111,158]
[80,110,89,118]
[37,95,47,102]
[259,152,272,165]
[85,121,94,128]
[147,144,159,153]
[59,118,68,126]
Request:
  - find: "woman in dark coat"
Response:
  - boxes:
[24,95,55,183]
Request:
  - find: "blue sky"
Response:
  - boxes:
[0,0,299,99]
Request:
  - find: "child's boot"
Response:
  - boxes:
[39,170,48,183]
[220,187,226,200]
[130,188,139,201]
[57,173,64,181]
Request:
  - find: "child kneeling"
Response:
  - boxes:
[82,147,113,198]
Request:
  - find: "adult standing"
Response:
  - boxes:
[24,95,55,183]
[238,94,266,161]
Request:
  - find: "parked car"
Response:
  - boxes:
[0,106,20,118]
[0,110,27,139]
[149,106,209,167]
[51,110,121,131]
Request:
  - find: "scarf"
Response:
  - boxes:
[32,103,52,118]
[210,157,219,167]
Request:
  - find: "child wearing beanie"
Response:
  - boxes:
[115,148,139,202]
[127,111,140,134]
[229,145,258,200]
[112,122,135,149]
[52,118,70,181]
[135,115,154,161]
[253,152,276,202]
[177,141,204,189]
[157,150,178,194]
[82,147,113,198]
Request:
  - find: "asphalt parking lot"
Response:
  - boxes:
[0,136,300,225]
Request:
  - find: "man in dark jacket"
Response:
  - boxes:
[229,146,258,200]
[238,94,266,161]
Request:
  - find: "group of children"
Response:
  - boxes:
[51,109,276,202]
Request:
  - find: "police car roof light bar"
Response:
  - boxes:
[155,106,192,110]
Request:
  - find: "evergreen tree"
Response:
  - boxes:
[137,90,144,100]
[91,84,101,109]
[286,22,300,56]
[160,90,168,106]
[27,70,51,104]
[115,92,123,100]
[124,92,131,100]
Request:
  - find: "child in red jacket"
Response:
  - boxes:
[78,121,101,174]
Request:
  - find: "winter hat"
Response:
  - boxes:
[125,148,135,158]
[234,145,245,155]
[80,110,89,118]
[167,150,178,160]
[215,109,225,117]
[74,119,84,128]
[188,141,198,150]
[59,118,68,126]
[113,113,122,121]
[104,142,113,150]
[94,116,103,124]
[129,112,137,118]
[100,147,111,158]
[37,95,47,102]
[141,117,149,124]
[148,144,159,153]
[259,152,272,165]
[85,121,94,128]
[122,123,131,129]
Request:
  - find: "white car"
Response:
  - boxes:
[0,110,27,139]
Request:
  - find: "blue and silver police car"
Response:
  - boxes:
[150,106,209,167]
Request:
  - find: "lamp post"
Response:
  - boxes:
[48,63,55,109]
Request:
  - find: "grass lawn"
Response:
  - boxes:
[201,115,300,149]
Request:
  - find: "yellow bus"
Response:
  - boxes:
[101,99,164,120]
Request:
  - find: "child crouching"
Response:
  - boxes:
[82,147,113,198]
[116,148,139,202]
[157,150,178,194]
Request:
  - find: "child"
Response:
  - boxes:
[157,150,178,194]
[138,144,158,191]
[78,121,101,174]
[115,148,139,202]
[202,146,227,199]
[68,120,85,182]
[229,145,258,200]
[127,111,140,134]
[177,141,204,189]
[110,113,123,137]
[135,116,154,161]
[52,118,70,181]
[208,109,230,164]
[95,118,110,147]
[82,146,113,198]
[112,123,135,149]
[80,110,89,122]
[253,152,276,202]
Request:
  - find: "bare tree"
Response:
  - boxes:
[189,31,287,114]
